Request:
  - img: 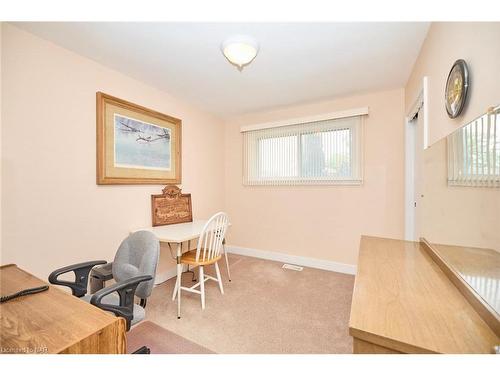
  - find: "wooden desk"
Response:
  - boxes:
[0,264,126,354]
[349,236,499,354]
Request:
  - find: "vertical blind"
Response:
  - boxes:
[447,106,500,187]
[242,116,363,185]
[462,274,500,313]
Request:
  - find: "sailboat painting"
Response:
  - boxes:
[113,114,171,171]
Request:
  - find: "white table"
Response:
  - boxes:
[137,220,214,244]
[134,220,231,287]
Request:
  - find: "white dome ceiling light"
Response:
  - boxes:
[221,35,259,71]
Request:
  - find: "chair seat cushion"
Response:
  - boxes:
[181,249,221,266]
[81,293,145,326]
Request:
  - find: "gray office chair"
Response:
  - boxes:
[48,231,160,331]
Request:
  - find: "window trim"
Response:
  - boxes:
[240,107,369,133]
[242,110,366,186]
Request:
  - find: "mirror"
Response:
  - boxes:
[419,106,500,317]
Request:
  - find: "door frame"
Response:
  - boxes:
[405,76,428,241]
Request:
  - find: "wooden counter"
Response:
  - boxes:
[0,264,126,354]
[349,236,499,354]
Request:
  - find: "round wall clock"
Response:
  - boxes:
[445,59,469,119]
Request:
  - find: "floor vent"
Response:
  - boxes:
[282,263,303,271]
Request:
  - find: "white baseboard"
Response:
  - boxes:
[153,245,357,285]
[225,245,357,275]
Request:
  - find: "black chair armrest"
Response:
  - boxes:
[48,260,107,297]
[90,275,153,330]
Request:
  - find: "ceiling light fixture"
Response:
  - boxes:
[221,35,259,71]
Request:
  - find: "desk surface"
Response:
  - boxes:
[136,219,230,243]
[349,236,499,354]
[0,264,126,354]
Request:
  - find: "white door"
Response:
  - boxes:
[413,110,425,240]
[405,108,425,241]
[405,78,428,241]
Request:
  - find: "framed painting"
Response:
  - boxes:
[96,92,182,184]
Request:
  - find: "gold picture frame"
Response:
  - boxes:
[96,92,182,185]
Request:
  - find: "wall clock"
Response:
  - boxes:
[445,59,469,119]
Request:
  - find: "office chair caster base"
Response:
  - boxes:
[132,346,151,354]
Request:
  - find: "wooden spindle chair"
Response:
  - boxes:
[173,212,229,318]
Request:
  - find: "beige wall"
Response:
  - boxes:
[224,89,406,266]
[0,22,3,257]
[406,22,500,145]
[406,22,500,252]
[6,21,497,277]
[1,24,225,279]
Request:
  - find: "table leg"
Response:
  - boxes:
[177,261,182,319]
[171,242,182,301]
[223,241,231,282]
[183,240,197,282]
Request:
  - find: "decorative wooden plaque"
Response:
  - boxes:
[151,185,192,226]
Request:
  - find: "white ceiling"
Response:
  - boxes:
[15,22,430,118]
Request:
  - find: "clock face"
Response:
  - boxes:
[445,60,469,118]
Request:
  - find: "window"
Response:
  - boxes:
[242,114,364,185]
[447,106,500,187]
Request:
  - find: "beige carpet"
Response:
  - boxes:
[127,321,214,354]
[145,254,355,354]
